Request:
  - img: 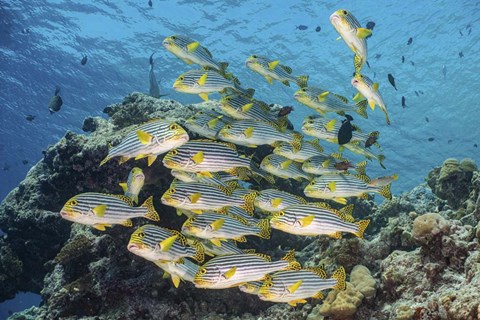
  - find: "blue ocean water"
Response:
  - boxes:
[0,0,479,317]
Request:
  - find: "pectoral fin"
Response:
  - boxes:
[187,41,200,52]
[271,197,282,208]
[327,181,336,192]
[288,280,303,293]
[223,266,237,279]
[197,73,208,86]
[192,151,204,164]
[210,239,222,247]
[317,91,330,102]
[241,103,254,112]
[199,93,209,101]
[268,60,280,69]
[244,127,254,138]
[210,218,225,231]
[147,155,157,166]
[189,193,201,204]
[299,215,314,227]
[93,204,107,217]
[136,130,153,144]
[160,235,178,252]
[356,28,372,39]
[119,182,128,192]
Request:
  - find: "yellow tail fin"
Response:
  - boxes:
[354,219,370,239]
[332,266,346,291]
[141,196,160,221]
[282,250,301,270]
[257,219,271,239]
[191,240,205,263]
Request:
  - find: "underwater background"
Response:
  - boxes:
[0,0,479,319]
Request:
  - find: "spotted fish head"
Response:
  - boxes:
[59,196,86,223]
[162,149,184,169]
[193,265,222,288]
[245,55,268,72]
[181,217,204,235]
[127,225,151,255]
[329,9,354,31]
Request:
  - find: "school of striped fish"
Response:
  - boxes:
[59,9,396,307]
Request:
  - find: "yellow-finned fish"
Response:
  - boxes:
[330,9,372,73]
[245,55,308,88]
[127,224,204,263]
[194,250,300,289]
[294,87,368,118]
[270,203,370,239]
[100,119,189,167]
[163,34,229,73]
[119,167,145,204]
[184,110,233,140]
[272,139,325,163]
[351,74,390,125]
[260,154,312,181]
[368,173,398,187]
[173,69,254,101]
[258,266,346,306]
[60,193,159,230]
[190,238,255,257]
[302,156,367,176]
[304,173,393,204]
[254,188,307,212]
[154,258,200,288]
[239,281,263,295]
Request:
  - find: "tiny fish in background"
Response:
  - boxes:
[415,91,419,96]
[468,28,472,35]
[419,90,424,95]
[459,51,464,58]
[410,61,415,66]
[81,55,88,65]
[21,28,30,34]
[25,114,35,121]
[474,144,478,148]
[428,137,434,142]
[366,61,371,68]
[22,160,29,165]
[459,30,463,36]
[387,74,397,90]
[48,86,63,114]
[315,26,321,32]
[425,117,429,122]
[296,25,308,30]
[407,37,413,45]
[148,0,152,7]
[442,65,447,79]
[401,96,406,108]
[448,140,453,144]
[278,106,293,117]
[374,54,381,60]
[401,56,405,63]
[148,52,161,98]
[337,114,354,145]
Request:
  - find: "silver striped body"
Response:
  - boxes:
[105,120,189,161]
[220,94,279,123]
[258,269,338,302]
[294,87,358,116]
[194,254,291,289]
[196,239,247,256]
[173,69,244,95]
[342,141,382,161]
[163,139,251,173]
[302,155,346,175]
[155,258,200,284]
[224,206,260,225]
[170,170,236,189]
[273,140,325,162]
[304,174,380,199]
[246,55,299,85]
[270,204,360,237]
[217,119,300,148]
[60,192,148,226]
[254,188,307,212]
[260,154,311,181]
[161,182,248,212]
[182,212,262,241]
[184,110,233,140]
[163,34,226,71]
[239,281,263,295]
[127,225,198,262]
[351,74,390,125]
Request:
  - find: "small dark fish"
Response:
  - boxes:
[22,160,29,165]
[81,55,88,65]
[366,21,376,30]
[26,114,36,121]
[419,90,424,95]
[459,51,464,58]
[425,117,429,122]
[448,140,452,144]
[401,56,405,63]
[2,164,10,171]
[21,28,30,34]
[148,0,152,7]
[474,144,478,148]
[315,26,321,32]
[334,161,354,171]
[374,54,381,59]
[366,61,371,68]
[296,25,308,30]
[149,52,160,98]
[407,37,413,45]
[428,137,434,142]
[48,86,63,114]
[337,114,354,145]
[373,72,376,78]
[459,30,463,36]
[468,28,472,35]
[387,74,397,90]
[401,96,406,108]
[410,61,415,66]
[365,135,378,148]
[278,106,293,117]
[415,91,419,96]
[442,65,446,79]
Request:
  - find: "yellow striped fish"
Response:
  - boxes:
[190,238,255,257]
[304,173,392,204]
[217,119,303,151]
[163,34,228,73]
[119,167,144,204]
[330,9,371,73]
[302,156,366,176]
[173,69,254,101]
[340,140,385,168]
[194,250,301,289]
[272,139,325,162]
[270,203,370,239]
[60,193,159,230]
[184,110,233,140]
[245,55,308,87]
[154,258,200,288]
[100,119,189,166]
[258,266,346,306]
[351,73,390,125]
[181,212,270,245]
[127,224,204,263]
[239,281,263,295]
[294,87,367,118]
[260,154,312,181]
[254,188,307,212]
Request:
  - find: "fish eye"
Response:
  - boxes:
[266,282,273,288]
[252,55,257,58]
[179,76,184,81]
[301,88,307,92]
[171,36,176,40]
[279,211,285,216]
[169,188,176,194]
[310,181,315,185]
[190,217,196,222]
[67,199,78,206]
[343,10,348,15]
[225,124,232,129]
[199,268,207,274]
[138,232,145,238]
[171,149,178,155]
[170,124,179,130]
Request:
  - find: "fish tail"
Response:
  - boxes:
[281,250,301,270]
[355,100,368,118]
[353,54,363,74]
[257,219,271,239]
[377,184,392,199]
[54,86,61,96]
[296,75,309,88]
[291,132,304,152]
[384,110,391,125]
[331,266,347,291]
[191,240,205,263]
[240,191,258,214]
[141,196,160,221]
[354,219,370,239]
[355,160,367,176]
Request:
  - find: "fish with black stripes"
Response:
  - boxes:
[351,73,390,125]
[272,139,325,162]
[245,55,308,87]
[260,154,312,181]
[184,109,233,140]
[119,167,145,204]
[254,188,307,212]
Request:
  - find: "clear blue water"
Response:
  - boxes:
[0,0,479,317]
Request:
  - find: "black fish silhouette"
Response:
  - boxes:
[401,96,406,108]
[366,21,375,30]
[315,26,321,32]
[387,74,397,90]
[81,55,88,65]
[407,37,413,45]
[401,56,405,63]
[296,25,308,30]
[337,114,354,145]
[148,0,152,7]
[26,114,36,121]
[48,86,63,114]
[278,106,293,117]
[459,51,464,58]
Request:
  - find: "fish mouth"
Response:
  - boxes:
[162,39,172,47]
[351,78,360,86]
[127,243,141,252]
[329,13,341,25]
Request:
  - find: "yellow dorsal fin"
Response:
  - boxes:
[207,117,220,129]
[317,91,330,102]
[118,182,128,192]
[192,151,204,164]
[271,197,283,208]
[189,192,201,204]
[186,41,200,52]
[307,266,327,278]
[210,239,222,247]
[244,127,254,138]
[93,204,107,217]
[147,155,157,166]
[136,130,153,144]
[268,60,280,69]
[160,235,178,252]
[352,92,364,102]
[327,181,336,192]
[288,280,303,293]
[299,214,315,227]
[372,82,379,91]
[223,266,237,279]
[241,103,254,112]
[325,119,336,132]
[356,27,372,39]
[199,93,209,101]
[210,218,225,231]
[280,160,292,169]
[197,73,208,86]
[322,159,331,168]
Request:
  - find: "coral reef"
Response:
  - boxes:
[2,94,480,320]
